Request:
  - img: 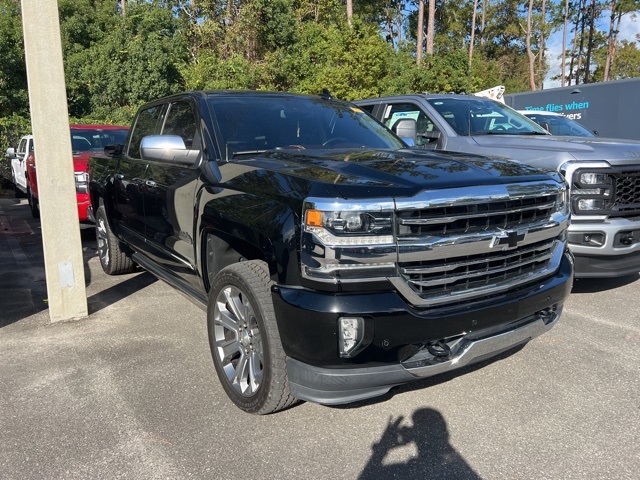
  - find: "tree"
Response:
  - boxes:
[416,0,424,63]
[526,0,537,90]
[426,0,435,54]
[469,0,479,68]
[561,0,569,86]
[0,0,28,118]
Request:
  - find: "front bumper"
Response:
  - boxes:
[287,309,560,405]
[77,193,91,222]
[569,218,640,277]
[272,252,573,405]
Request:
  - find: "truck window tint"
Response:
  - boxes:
[163,101,201,150]
[128,105,165,158]
[426,97,546,136]
[208,95,403,159]
[383,103,439,146]
[70,129,129,152]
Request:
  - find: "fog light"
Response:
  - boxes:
[568,231,605,246]
[583,233,605,246]
[338,317,364,358]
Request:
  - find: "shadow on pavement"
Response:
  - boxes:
[571,273,639,294]
[358,408,480,480]
[87,271,157,315]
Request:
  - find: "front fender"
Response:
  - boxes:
[198,187,301,291]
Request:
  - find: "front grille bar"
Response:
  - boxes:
[401,239,555,276]
[399,200,556,226]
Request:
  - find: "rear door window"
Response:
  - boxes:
[383,103,440,146]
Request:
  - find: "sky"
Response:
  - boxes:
[543,8,640,89]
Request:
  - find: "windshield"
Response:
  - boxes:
[426,97,549,136]
[208,94,405,159]
[523,113,595,137]
[70,128,129,152]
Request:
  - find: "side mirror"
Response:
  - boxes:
[394,118,417,144]
[593,130,599,136]
[140,135,200,166]
[6,147,16,159]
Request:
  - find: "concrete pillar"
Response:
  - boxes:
[21,0,88,321]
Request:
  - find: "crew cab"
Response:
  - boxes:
[5,134,33,196]
[356,93,640,278]
[26,124,128,219]
[88,91,573,414]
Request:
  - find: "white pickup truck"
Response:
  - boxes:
[5,134,33,196]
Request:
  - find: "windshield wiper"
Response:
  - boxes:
[473,131,549,136]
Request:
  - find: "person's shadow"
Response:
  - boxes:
[359,408,480,480]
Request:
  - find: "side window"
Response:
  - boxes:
[383,103,439,147]
[127,105,165,158]
[162,101,200,150]
[17,139,27,155]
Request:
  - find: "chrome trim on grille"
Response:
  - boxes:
[398,200,556,226]
[390,239,566,307]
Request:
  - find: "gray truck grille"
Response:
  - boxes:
[390,186,567,307]
[615,171,640,212]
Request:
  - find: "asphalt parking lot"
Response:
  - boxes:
[1,195,639,480]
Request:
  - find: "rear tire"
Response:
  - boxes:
[207,260,296,414]
[95,204,135,275]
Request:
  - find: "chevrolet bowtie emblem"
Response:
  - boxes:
[491,229,527,249]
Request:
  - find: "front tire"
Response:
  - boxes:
[207,260,296,414]
[27,187,39,218]
[95,205,135,275]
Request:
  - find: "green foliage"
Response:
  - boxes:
[273,19,393,100]
[593,40,640,82]
[0,0,28,118]
[66,1,186,120]
[1,0,636,129]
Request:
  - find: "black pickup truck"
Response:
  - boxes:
[88,91,573,414]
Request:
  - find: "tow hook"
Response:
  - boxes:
[426,340,451,358]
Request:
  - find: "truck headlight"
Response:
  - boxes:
[75,171,89,194]
[301,201,396,283]
[571,168,614,214]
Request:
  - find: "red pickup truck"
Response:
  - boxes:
[26,124,129,220]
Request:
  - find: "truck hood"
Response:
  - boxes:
[237,148,557,198]
[472,134,640,165]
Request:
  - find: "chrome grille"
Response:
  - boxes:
[399,239,556,299]
[390,182,568,307]
[397,195,557,237]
